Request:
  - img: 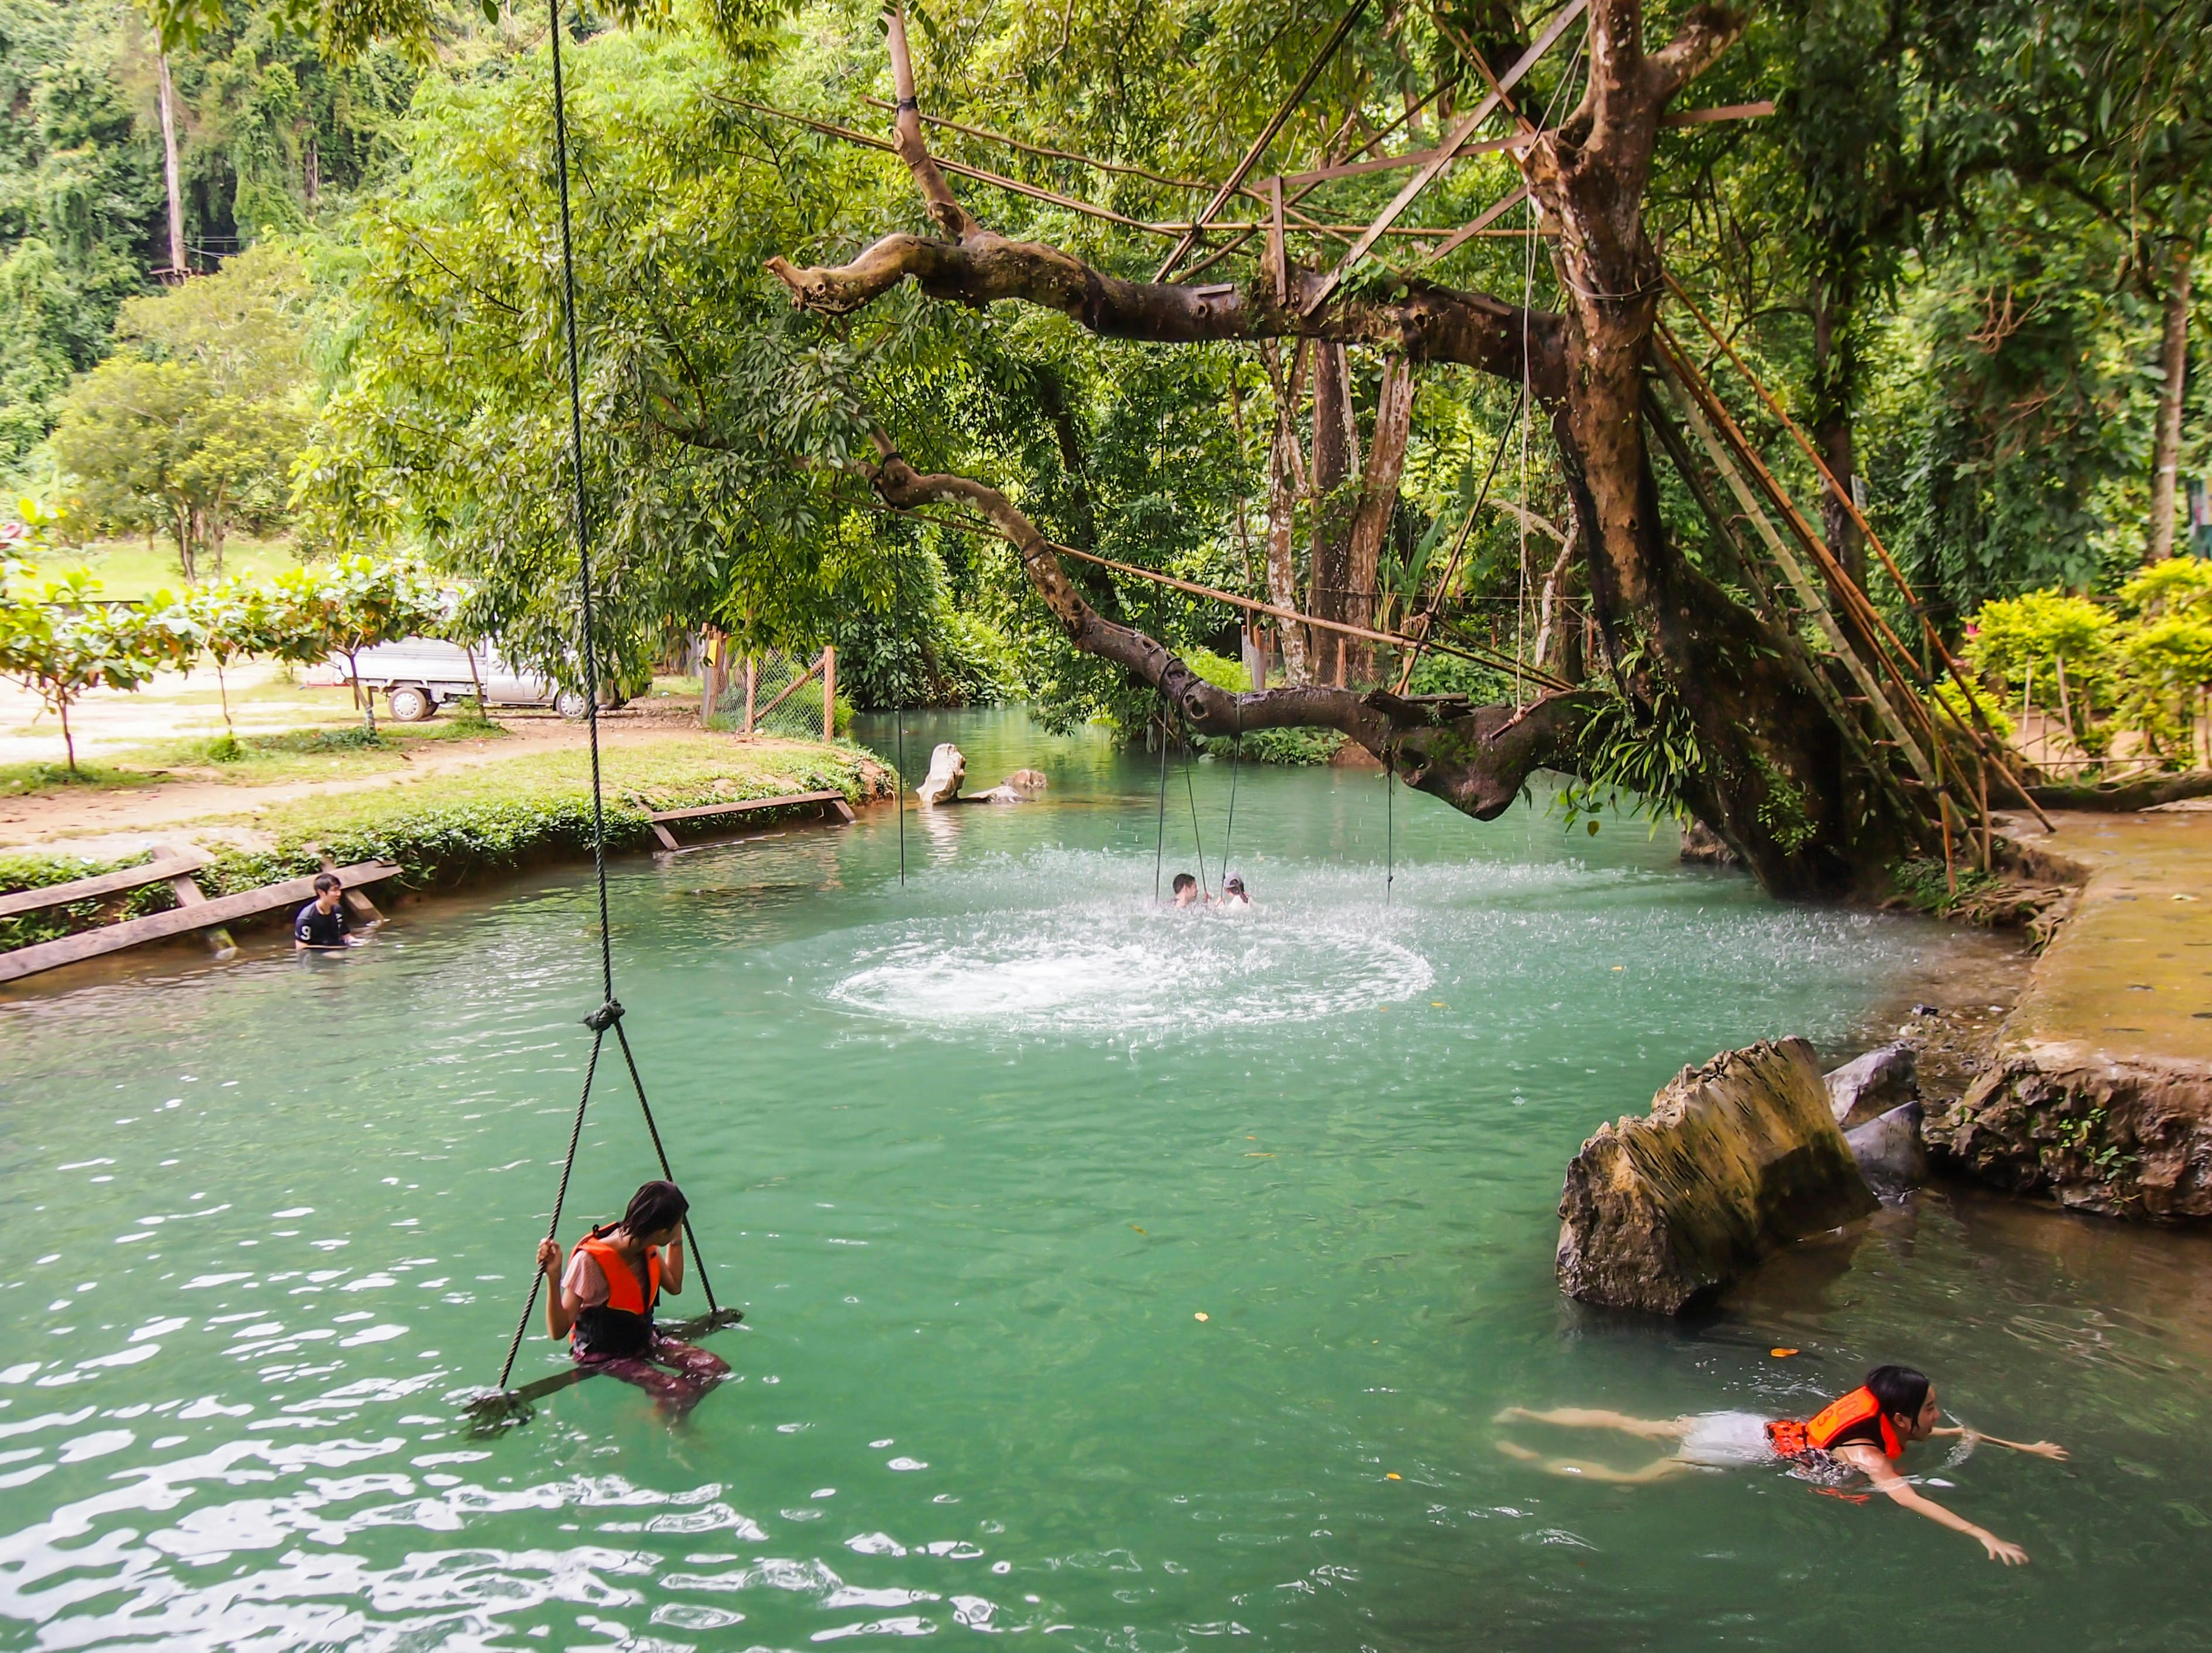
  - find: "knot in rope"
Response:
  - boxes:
[582,999,625,1032]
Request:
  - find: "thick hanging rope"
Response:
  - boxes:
[493,1021,604,1392]
[1513,32,1585,707]
[1182,745,1209,897]
[1218,699,1242,894]
[484,3,725,1401]
[1384,756,1395,908]
[1151,590,1172,901]
[895,699,907,886]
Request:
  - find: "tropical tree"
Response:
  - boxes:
[179,574,275,749]
[263,554,443,731]
[0,567,190,773]
[47,241,315,583]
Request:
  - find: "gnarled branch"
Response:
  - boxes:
[859,431,1593,819]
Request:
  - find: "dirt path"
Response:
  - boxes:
[0,696,714,852]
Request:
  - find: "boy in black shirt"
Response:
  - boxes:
[293,874,361,950]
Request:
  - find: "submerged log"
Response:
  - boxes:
[1555,1038,1878,1314]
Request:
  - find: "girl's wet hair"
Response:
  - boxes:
[1865,1363,1931,1421]
[621,1180,690,1239]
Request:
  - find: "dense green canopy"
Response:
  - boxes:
[7,0,2212,881]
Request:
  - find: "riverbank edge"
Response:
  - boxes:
[1921,810,2212,1220]
[0,735,893,957]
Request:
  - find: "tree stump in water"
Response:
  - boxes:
[1555,1038,1878,1314]
[915,743,966,805]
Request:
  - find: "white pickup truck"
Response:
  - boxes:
[337,639,626,722]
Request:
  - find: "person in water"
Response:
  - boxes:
[1495,1364,2064,1565]
[1171,871,1202,907]
[1217,876,1250,905]
[533,1179,729,1417]
[293,873,363,951]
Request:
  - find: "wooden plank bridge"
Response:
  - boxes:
[0,855,401,986]
[645,790,854,851]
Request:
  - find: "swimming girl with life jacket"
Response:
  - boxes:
[1494,1364,2066,1565]
[532,1179,730,1417]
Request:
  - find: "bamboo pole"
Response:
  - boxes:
[1660,275,2053,829]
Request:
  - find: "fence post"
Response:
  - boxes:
[699,630,721,726]
[743,656,756,735]
[821,644,838,741]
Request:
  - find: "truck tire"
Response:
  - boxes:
[388,685,435,723]
[555,690,589,721]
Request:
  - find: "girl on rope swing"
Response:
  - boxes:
[533,1180,729,1417]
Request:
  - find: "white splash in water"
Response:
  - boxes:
[826,901,1433,1034]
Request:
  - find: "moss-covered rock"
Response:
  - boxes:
[1555,1038,1878,1314]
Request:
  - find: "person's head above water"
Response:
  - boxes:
[618,1179,690,1245]
[1171,872,1200,906]
[1222,876,1248,903]
[1864,1363,1938,1438]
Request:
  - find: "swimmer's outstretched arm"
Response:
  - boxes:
[1838,1443,2029,1565]
[1930,1425,2068,1460]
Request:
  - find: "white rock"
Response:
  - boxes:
[915,743,967,805]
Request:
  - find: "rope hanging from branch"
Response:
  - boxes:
[475,3,735,1419]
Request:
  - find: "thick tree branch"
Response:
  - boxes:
[768,232,1560,386]
[858,431,1591,818]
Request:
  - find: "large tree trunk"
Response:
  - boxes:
[1343,355,1416,683]
[2149,239,2194,564]
[1308,341,1354,685]
[1262,340,1313,685]
[762,0,1945,898]
[1809,274,1864,596]
[156,52,186,276]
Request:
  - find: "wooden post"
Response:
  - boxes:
[166,867,237,958]
[318,847,384,927]
[743,656,757,735]
[821,644,838,740]
[700,631,721,725]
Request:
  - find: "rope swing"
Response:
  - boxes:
[1217,699,1241,895]
[469,2,738,1428]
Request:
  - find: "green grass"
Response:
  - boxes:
[0,722,516,798]
[0,760,158,796]
[230,733,882,888]
[35,534,301,600]
[0,734,881,948]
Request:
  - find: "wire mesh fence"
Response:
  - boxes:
[710,647,829,741]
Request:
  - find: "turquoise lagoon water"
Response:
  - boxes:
[1,708,2206,1651]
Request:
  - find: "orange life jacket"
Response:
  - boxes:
[570,1227,661,1357]
[1766,1385,1904,1461]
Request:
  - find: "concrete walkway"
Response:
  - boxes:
[1932,805,2212,1218]
[2007,806,2212,1072]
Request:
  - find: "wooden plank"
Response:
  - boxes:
[1269,175,1286,304]
[1661,99,1775,126]
[650,821,681,852]
[169,872,240,960]
[0,860,400,985]
[463,1306,745,1435]
[0,850,209,920]
[1153,0,1371,280]
[1280,131,1527,189]
[648,790,847,827]
[1419,185,1530,266]
[1300,0,1586,316]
